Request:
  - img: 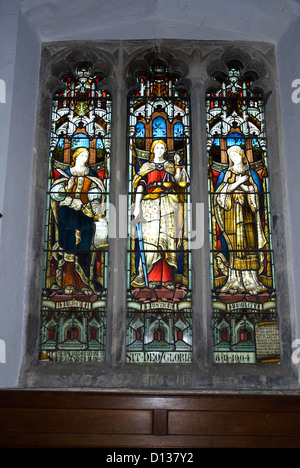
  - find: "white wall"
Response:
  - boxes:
[277,14,300,352]
[21,0,299,43]
[0,1,40,386]
[0,1,20,241]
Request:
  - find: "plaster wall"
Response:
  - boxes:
[0,4,40,386]
[277,15,300,348]
[0,1,20,238]
[21,0,300,43]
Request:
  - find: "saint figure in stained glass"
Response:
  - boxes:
[126,60,192,364]
[39,64,111,363]
[207,62,280,364]
[131,140,185,290]
[214,145,267,296]
[49,146,105,296]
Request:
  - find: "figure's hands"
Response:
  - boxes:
[176,231,183,249]
[228,174,249,193]
[67,176,75,191]
[133,185,144,220]
[71,199,83,211]
[240,184,255,193]
[133,205,141,219]
[237,174,249,185]
[174,153,181,166]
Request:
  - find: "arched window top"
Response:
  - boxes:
[130,58,189,99]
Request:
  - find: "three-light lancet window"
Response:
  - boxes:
[38,57,280,366]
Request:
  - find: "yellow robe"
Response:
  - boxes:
[214,169,267,294]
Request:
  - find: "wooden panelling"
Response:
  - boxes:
[0,408,153,435]
[168,410,300,436]
[0,391,300,448]
[152,409,168,435]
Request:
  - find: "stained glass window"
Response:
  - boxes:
[39,63,111,362]
[206,61,280,364]
[126,60,192,364]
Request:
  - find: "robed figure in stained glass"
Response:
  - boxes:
[50,147,105,296]
[39,64,111,363]
[126,61,192,363]
[131,139,184,290]
[214,145,267,296]
[207,63,280,364]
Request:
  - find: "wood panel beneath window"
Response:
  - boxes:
[0,391,300,448]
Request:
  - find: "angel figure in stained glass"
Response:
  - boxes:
[214,145,267,296]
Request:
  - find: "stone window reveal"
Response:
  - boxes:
[24,41,294,389]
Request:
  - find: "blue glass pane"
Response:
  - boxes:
[71,132,89,149]
[57,137,64,148]
[135,121,145,138]
[174,122,183,139]
[152,116,167,139]
[226,132,245,147]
